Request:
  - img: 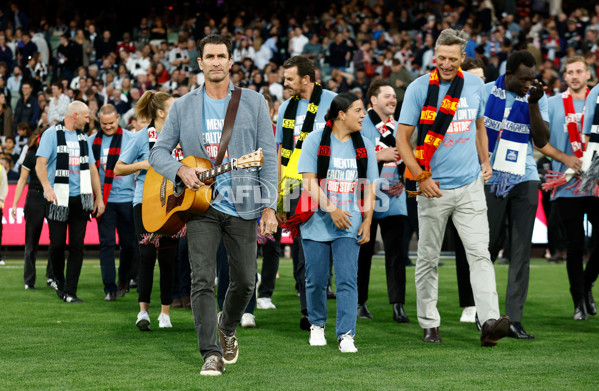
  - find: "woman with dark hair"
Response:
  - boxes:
[114,90,177,331]
[294,92,377,353]
[12,128,54,289]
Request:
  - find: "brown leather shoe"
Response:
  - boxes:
[480,315,510,347]
[171,297,183,308]
[182,295,191,309]
[423,327,441,343]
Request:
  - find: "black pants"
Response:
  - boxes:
[47,196,89,296]
[357,215,407,305]
[447,220,475,308]
[289,197,307,314]
[133,204,177,305]
[23,189,53,287]
[403,180,419,264]
[556,197,599,304]
[486,180,539,322]
[258,227,281,298]
[172,236,191,299]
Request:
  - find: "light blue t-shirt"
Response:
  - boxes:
[88,130,136,203]
[202,91,238,217]
[36,125,83,197]
[297,129,378,242]
[547,94,586,199]
[399,71,485,189]
[275,89,337,146]
[583,83,599,136]
[483,82,549,184]
[360,114,407,218]
[119,126,156,206]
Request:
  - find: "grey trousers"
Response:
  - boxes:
[187,207,257,359]
[485,180,539,323]
[416,174,500,328]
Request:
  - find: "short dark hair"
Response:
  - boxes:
[283,56,315,82]
[17,122,31,132]
[198,34,233,59]
[461,57,485,72]
[367,79,393,103]
[506,50,536,74]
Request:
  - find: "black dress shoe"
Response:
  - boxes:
[104,292,116,301]
[480,316,510,346]
[585,290,597,316]
[423,327,441,343]
[507,321,535,339]
[392,303,409,323]
[300,315,311,331]
[64,294,83,303]
[573,301,588,321]
[357,303,373,319]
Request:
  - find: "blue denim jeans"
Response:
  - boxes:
[302,237,359,340]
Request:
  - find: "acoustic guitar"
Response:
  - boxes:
[142,148,264,236]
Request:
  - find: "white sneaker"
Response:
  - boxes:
[241,313,256,328]
[0,259,4,265]
[136,311,151,331]
[339,332,358,353]
[256,297,276,310]
[460,306,477,323]
[309,325,327,346]
[158,313,173,328]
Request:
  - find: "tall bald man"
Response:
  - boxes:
[37,101,105,303]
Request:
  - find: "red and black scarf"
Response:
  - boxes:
[92,127,123,205]
[282,121,369,238]
[367,108,405,178]
[416,68,464,171]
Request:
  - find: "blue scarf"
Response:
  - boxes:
[484,75,530,197]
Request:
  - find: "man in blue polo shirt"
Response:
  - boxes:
[397,29,509,347]
[542,56,598,320]
[483,51,551,340]
[88,104,137,301]
[357,79,409,323]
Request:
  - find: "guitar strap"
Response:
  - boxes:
[215,86,242,166]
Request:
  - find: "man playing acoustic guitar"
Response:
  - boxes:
[149,34,278,376]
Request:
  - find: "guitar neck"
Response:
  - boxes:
[197,159,237,182]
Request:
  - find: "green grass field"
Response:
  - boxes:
[0,255,597,390]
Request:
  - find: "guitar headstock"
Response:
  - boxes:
[236,148,263,169]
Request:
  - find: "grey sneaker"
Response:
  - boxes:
[217,314,239,364]
[200,353,225,376]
